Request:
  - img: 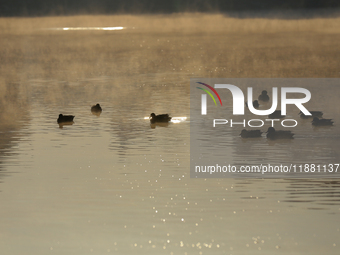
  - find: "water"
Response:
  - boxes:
[0,14,340,255]
[190,78,340,178]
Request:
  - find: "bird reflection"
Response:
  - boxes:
[58,122,74,129]
[150,122,169,129]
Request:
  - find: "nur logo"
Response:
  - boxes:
[197,83,312,116]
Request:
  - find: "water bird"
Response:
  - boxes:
[268,110,285,119]
[266,127,294,140]
[258,90,269,102]
[91,103,102,113]
[299,111,323,119]
[312,117,333,126]
[150,113,172,123]
[245,100,259,109]
[57,114,75,123]
[240,129,262,138]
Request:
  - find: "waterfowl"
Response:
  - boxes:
[57,114,75,123]
[268,110,285,119]
[299,111,323,119]
[240,129,262,138]
[266,127,294,140]
[91,103,102,113]
[245,100,259,109]
[150,113,172,123]
[312,117,333,126]
[258,90,270,102]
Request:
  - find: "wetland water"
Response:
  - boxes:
[0,14,340,254]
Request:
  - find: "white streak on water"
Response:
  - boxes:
[46,26,126,31]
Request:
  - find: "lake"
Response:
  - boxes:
[0,14,339,255]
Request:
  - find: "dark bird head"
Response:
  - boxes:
[150,113,156,119]
[261,90,268,95]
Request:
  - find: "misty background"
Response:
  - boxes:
[1,0,340,17]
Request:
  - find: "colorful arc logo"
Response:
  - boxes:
[196,82,223,106]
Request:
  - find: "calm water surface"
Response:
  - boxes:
[0,15,340,255]
[190,78,340,178]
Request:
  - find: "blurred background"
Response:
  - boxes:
[0,0,340,16]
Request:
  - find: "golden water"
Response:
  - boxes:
[0,14,339,254]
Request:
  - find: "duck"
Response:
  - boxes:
[258,90,270,102]
[266,127,294,140]
[57,114,75,123]
[240,129,262,138]
[91,103,102,113]
[245,100,259,109]
[312,117,333,126]
[150,113,172,123]
[299,111,323,119]
[268,110,285,119]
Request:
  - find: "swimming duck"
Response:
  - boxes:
[266,127,294,140]
[312,117,333,126]
[258,90,270,102]
[150,113,172,123]
[91,103,102,113]
[245,100,260,109]
[57,114,75,123]
[268,110,285,119]
[299,111,323,119]
[240,129,262,138]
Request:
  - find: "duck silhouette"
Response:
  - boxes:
[268,110,285,119]
[150,113,172,123]
[57,114,75,123]
[266,127,294,140]
[299,111,323,119]
[258,90,269,102]
[312,117,333,126]
[91,104,102,114]
[240,129,262,138]
[245,100,259,109]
